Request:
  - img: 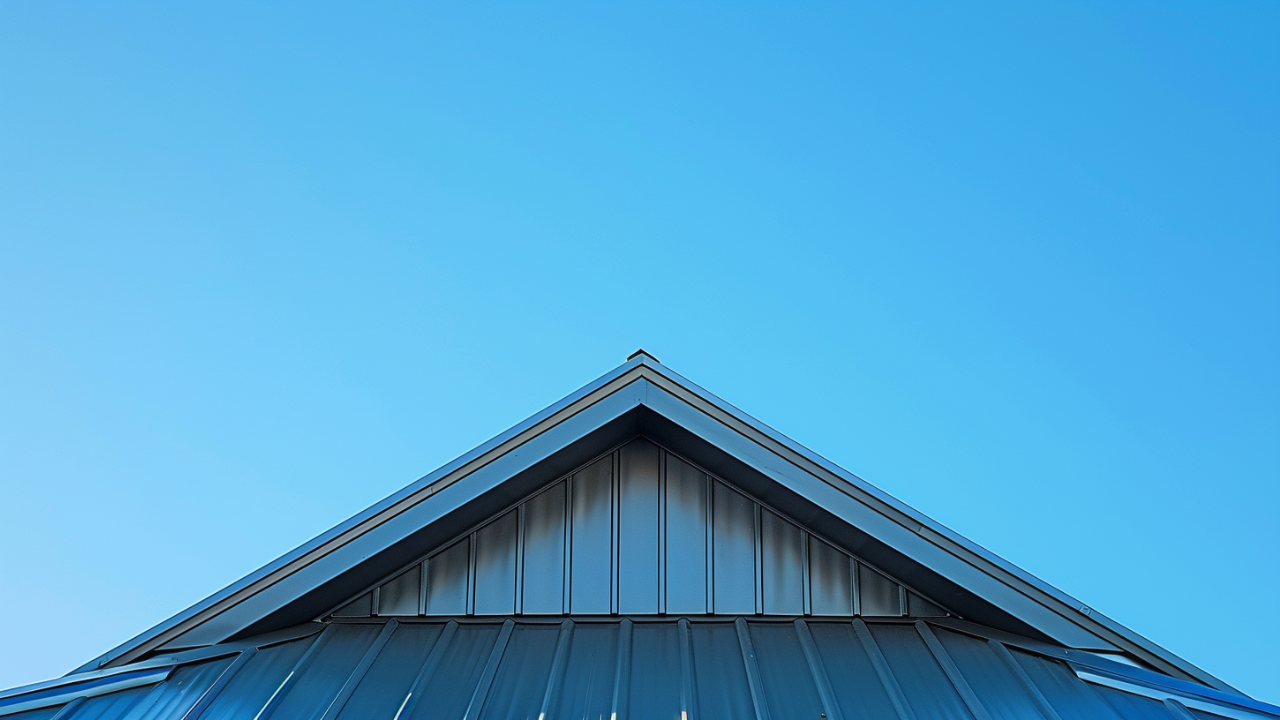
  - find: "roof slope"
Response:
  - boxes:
[63,352,1237,694]
[4,618,1277,720]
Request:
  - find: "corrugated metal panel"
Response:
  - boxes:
[750,622,827,719]
[1094,686,1183,720]
[618,439,661,614]
[761,510,805,615]
[331,438,951,621]
[196,639,313,720]
[476,623,561,719]
[665,455,709,615]
[17,619,1274,720]
[423,538,468,615]
[331,624,442,720]
[401,623,502,720]
[267,624,382,720]
[62,686,151,720]
[546,622,617,718]
[520,481,567,614]
[1009,646,1125,720]
[627,623,681,719]
[376,566,419,617]
[329,593,370,618]
[569,457,613,615]
[123,659,233,720]
[934,627,1042,720]
[688,622,755,718]
[870,623,975,719]
[859,564,903,617]
[713,480,758,615]
[810,538,854,616]
[808,621,915,720]
[473,510,518,616]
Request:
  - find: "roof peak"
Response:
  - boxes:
[626,348,661,364]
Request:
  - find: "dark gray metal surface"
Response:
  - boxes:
[332,438,950,622]
[8,618,1271,720]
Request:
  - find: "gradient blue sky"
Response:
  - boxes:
[2,0,1278,703]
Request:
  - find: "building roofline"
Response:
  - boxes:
[72,353,1238,696]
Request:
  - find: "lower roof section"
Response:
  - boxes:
[4,617,1276,720]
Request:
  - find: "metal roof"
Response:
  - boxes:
[3,618,1275,720]
[69,354,1225,688]
[12,351,1260,713]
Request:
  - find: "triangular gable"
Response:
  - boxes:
[325,437,950,621]
[75,352,1234,695]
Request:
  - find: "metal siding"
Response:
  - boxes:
[425,538,469,616]
[869,624,975,720]
[689,622,757,719]
[809,539,854,617]
[197,639,313,720]
[376,566,420,617]
[521,482,567,614]
[908,592,947,618]
[332,624,443,720]
[934,629,1043,720]
[477,624,561,720]
[618,440,661,615]
[750,622,826,719]
[807,622,907,720]
[761,511,804,616]
[548,622,618,719]
[268,625,382,720]
[570,457,614,615]
[124,659,234,720]
[859,564,902,617]
[713,481,757,615]
[347,437,953,622]
[401,624,502,720]
[664,455,709,615]
[473,511,518,616]
[627,623,682,720]
[331,593,371,618]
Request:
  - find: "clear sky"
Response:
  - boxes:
[1,0,1277,704]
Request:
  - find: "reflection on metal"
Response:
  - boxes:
[1075,670,1272,720]
[328,438,951,620]
[12,618,1270,720]
[0,668,173,718]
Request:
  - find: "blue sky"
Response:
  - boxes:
[2,0,1277,703]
